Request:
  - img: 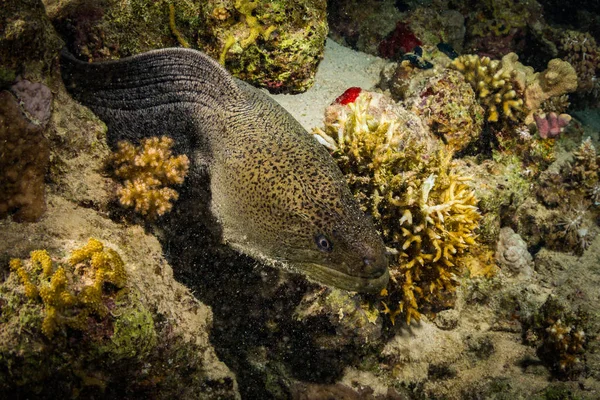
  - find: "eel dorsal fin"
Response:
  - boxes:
[60,48,246,149]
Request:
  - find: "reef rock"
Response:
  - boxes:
[45,0,328,93]
[0,89,50,222]
[496,227,534,279]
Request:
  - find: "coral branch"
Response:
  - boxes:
[111,136,190,218]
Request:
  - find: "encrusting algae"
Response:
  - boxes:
[111,136,190,218]
[315,91,481,324]
[9,238,127,338]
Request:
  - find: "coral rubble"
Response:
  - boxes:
[111,136,190,218]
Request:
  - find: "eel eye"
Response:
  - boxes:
[315,234,333,253]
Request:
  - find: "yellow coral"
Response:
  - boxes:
[396,168,480,322]
[316,91,481,324]
[8,239,128,338]
[112,136,189,218]
[39,266,78,337]
[9,258,38,299]
[452,53,578,125]
[31,249,53,277]
[69,237,104,265]
[69,238,127,289]
[450,54,524,122]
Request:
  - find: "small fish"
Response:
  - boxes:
[60,48,389,293]
[402,52,433,69]
[437,42,459,60]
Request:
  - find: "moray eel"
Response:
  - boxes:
[60,48,389,293]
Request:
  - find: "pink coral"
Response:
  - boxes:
[534,112,572,139]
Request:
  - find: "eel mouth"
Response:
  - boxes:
[296,262,390,294]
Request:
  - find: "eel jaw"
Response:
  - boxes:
[294,262,390,294]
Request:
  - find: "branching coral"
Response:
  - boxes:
[524,296,588,379]
[533,112,572,139]
[451,53,578,125]
[450,54,524,123]
[315,91,481,324]
[554,201,596,255]
[111,136,190,218]
[9,238,128,338]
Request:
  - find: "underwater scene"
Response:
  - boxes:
[1,0,600,398]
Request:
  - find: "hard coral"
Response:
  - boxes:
[450,53,524,123]
[558,30,599,94]
[534,112,572,139]
[451,52,578,126]
[314,91,481,324]
[524,296,588,380]
[111,136,190,218]
[0,88,50,222]
[533,138,600,255]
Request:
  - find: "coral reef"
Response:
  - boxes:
[199,0,328,92]
[314,90,481,324]
[2,239,159,393]
[9,239,127,338]
[0,0,63,81]
[451,52,578,125]
[457,155,531,245]
[0,199,239,398]
[0,87,50,222]
[524,296,589,380]
[111,136,190,218]
[558,30,599,94]
[45,0,198,60]
[406,7,466,52]
[520,138,600,255]
[378,22,422,60]
[461,0,534,58]
[534,112,572,139]
[411,69,485,153]
[450,53,525,123]
[0,2,238,397]
[46,0,326,93]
